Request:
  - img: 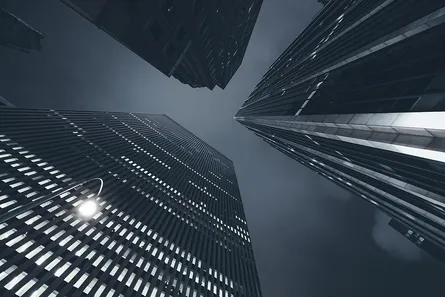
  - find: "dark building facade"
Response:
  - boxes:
[0,8,43,53]
[389,219,445,263]
[0,107,262,297]
[60,0,262,90]
[236,0,445,254]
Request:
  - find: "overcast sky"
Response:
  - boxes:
[1,0,445,296]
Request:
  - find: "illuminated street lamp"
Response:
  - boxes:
[0,177,104,224]
[78,200,99,218]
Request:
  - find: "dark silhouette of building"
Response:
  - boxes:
[0,107,262,297]
[389,219,445,263]
[60,0,263,90]
[0,8,43,53]
[236,0,445,254]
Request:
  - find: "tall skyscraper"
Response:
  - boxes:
[388,219,445,263]
[0,107,262,297]
[236,0,445,253]
[0,8,44,53]
[60,0,263,90]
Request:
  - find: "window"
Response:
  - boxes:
[45,257,62,271]
[16,278,36,296]
[67,240,81,252]
[110,266,119,276]
[73,273,88,288]
[59,235,73,246]
[54,262,71,277]
[65,267,80,282]
[5,271,27,290]
[6,234,26,247]
[25,245,44,259]
[16,240,34,253]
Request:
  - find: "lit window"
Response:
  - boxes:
[6,234,26,247]
[34,220,49,230]
[108,241,116,250]
[31,284,51,297]
[110,266,119,276]
[93,232,102,240]
[83,278,98,294]
[17,240,34,253]
[75,246,88,256]
[43,226,57,235]
[65,267,80,283]
[50,230,65,241]
[101,259,112,272]
[100,236,110,245]
[126,272,135,286]
[16,278,36,296]
[93,255,104,267]
[35,251,52,267]
[54,262,71,277]
[67,240,81,252]
[67,217,80,226]
[0,200,16,208]
[73,273,88,288]
[16,210,33,220]
[5,271,27,290]
[45,257,62,271]
[85,228,95,236]
[25,245,44,259]
[117,268,128,281]
[59,235,73,246]
[85,250,96,260]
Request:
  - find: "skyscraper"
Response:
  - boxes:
[0,7,44,53]
[236,0,445,253]
[60,0,263,90]
[0,107,262,297]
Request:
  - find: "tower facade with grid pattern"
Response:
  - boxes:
[60,0,262,90]
[0,107,262,297]
[236,0,445,254]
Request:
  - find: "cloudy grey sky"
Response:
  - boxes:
[1,0,445,296]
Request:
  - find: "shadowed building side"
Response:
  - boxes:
[60,0,263,90]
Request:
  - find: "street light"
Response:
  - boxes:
[78,200,99,218]
[0,177,104,224]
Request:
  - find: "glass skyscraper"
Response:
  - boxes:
[60,0,263,90]
[236,0,445,254]
[0,107,262,297]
